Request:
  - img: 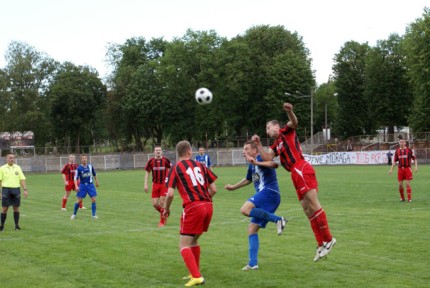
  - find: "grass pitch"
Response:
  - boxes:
[1,165,429,287]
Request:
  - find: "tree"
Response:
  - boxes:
[403,7,430,132]
[3,41,57,146]
[48,62,106,152]
[333,41,370,139]
[364,34,412,141]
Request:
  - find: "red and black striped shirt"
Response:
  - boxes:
[145,157,171,184]
[167,159,217,207]
[270,125,304,172]
[394,148,415,168]
[61,163,78,181]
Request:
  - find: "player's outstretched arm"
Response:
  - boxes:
[251,135,275,162]
[225,178,251,191]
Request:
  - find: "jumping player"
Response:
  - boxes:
[253,102,336,262]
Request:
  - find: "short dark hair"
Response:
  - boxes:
[266,120,280,127]
[244,140,257,150]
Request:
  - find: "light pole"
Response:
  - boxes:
[285,91,314,154]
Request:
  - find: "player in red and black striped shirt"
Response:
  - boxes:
[144,146,171,227]
[164,140,217,287]
[60,154,83,210]
[389,138,418,202]
[253,102,336,262]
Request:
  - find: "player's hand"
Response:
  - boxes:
[244,155,257,164]
[388,169,392,175]
[144,186,148,193]
[64,181,68,186]
[283,103,293,111]
[224,184,234,190]
[23,190,28,199]
[251,134,261,146]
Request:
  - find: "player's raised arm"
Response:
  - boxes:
[251,134,275,162]
[284,103,298,129]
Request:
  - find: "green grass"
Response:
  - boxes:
[1,165,429,287]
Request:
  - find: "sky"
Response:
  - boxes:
[0,0,428,84]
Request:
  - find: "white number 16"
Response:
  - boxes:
[186,167,205,186]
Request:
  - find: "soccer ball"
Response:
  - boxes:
[195,88,213,105]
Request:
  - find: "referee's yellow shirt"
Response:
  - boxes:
[0,164,26,188]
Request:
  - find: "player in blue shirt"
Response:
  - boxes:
[71,155,99,220]
[195,147,212,169]
[225,141,287,271]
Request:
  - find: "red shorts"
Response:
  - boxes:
[180,201,213,235]
[152,183,168,198]
[397,167,413,181]
[290,160,318,201]
[65,180,76,192]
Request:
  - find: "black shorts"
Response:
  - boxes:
[2,187,21,207]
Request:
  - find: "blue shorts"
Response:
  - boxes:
[248,188,280,228]
[76,183,97,199]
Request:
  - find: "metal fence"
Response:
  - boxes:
[5,147,429,173]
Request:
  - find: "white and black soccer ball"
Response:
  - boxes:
[195,87,213,105]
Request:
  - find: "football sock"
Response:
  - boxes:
[399,187,405,200]
[1,213,6,226]
[314,208,332,243]
[407,187,412,201]
[181,247,201,278]
[160,208,166,224]
[79,201,83,208]
[154,204,162,212]
[249,208,281,223]
[92,202,96,216]
[13,212,19,226]
[62,197,67,208]
[309,209,324,247]
[73,202,80,215]
[191,245,201,269]
[248,234,259,267]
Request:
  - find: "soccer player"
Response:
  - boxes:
[225,140,286,271]
[252,102,336,262]
[0,153,28,231]
[163,140,217,287]
[144,145,171,227]
[195,147,212,169]
[71,155,99,220]
[389,138,418,202]
[61,154,84,211]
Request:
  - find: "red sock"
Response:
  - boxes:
[399,188,405,200]
[160,208,165,224]
[154,204,162,213]
[79,201,83,208]
[309,209,324,246]
[191,245,201,269]
[407,187,412,201]
[315,208,332,243]
[180,247,201,278]
[62,198,67,208]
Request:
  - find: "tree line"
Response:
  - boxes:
[0,8,429,152]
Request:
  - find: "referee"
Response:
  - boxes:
[0,152,28,231]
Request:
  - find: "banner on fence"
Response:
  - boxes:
[304,150,392,165]
[0,131,35,150]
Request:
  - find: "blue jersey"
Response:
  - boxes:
[246,155,279,193]
[74,164,96,184]
[195,154,212,168]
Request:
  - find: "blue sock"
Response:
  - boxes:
[92,202,96,216]
[249,208,281,223]
[248,234,259,267]
[73,202,79,215]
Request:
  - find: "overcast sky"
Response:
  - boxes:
[0,0,428,84]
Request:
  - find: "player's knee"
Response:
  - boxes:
[240,207,251,217]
